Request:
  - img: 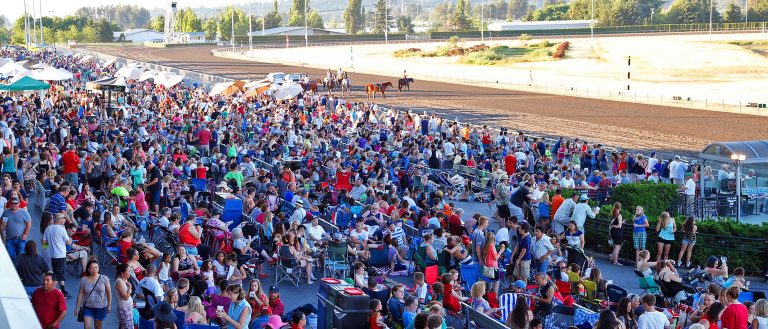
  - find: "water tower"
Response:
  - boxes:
[164,2,179,44]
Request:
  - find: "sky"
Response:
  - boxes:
[5,0,270,23]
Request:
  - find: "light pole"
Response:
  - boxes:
[39,0,44,46]
[481,0,485,41]
[23,0,29,49]
[231,5,235,51]
[385,0,389,44]
[248,2,253,51]
[709,0,713,34]
[31,0,37,45]
[590,0,594,38]
[731,153,746,222]
[304,0,308,47]
[261,1,265,36]
[650,8,655,25]
[746,0,749,23]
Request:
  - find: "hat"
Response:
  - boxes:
[513,280,527,290]
[151,302,177,323]
[269,286,280,293]
[295,202,304,208]
[217,181,230,189]
[144,160,152,167]
[261,315,288,328]
[9,196,19,204]
[500,173,509,180]
[580,194,589,201]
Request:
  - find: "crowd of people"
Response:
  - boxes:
[0,45,762,329]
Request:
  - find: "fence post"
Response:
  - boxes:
[705,99,708,110]
[722,100,725,111]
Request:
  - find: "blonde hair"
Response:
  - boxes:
[755,299,768,317]
[470,281,486,299]
[186,296,207,321]
[165,288,178,303]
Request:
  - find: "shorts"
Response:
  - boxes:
[658,237,674,245]
[67,250,87,261]
[149,190,161,205]
[633,232,647,250]
[83,306,107,321]
[51,257,66,281]
[498,205,511,219]
[682,238,696,246]
[513,260,531,280]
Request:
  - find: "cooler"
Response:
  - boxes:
[317,279,370,329]
[212,192,244,229]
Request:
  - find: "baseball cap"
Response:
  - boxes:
[514,280,526,290]
[580,194,589,201]
[269,286,279,293]
[9,196,19,204]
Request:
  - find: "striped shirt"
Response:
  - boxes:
[499,293,521,323]
[387,227,406,246]
[46,193,67,214]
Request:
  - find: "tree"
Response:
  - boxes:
[429,2,456,29]
[449,0,474,30]
[344,0,365,34]
[263,0,283,29]
[307,9,325,28]
[202,18,218,40]
[218,6,249,41]
[664,0,720,23]
[373,0,394,33]
[748,0,768,21]
[177,8,203,32]
[508,0,530,19]
[397,15,415,33]
[288,0,318,27]
[147,15,165,31]
[527,3,570,21]
[723,3,743,22]
[74,5,150,29]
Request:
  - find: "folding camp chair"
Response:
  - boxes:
[580,280,603,311]
[425,265,439,285]
[546,304,575,329]
[369,246,391,277]
[275,245,303,286]
[174,310,188,329]
[324,241,349,279]
[459,263,489,291]
[603,284,628,312]
[637,275,662,295]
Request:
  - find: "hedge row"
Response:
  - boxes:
[575,183,768,274]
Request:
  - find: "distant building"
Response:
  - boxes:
[247,27,346,37]
[179,32,208,44]
[113,29,165,43]
[487,20,596,31]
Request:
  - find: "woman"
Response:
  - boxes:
[185,296,208,324]
[636,250,657,278]
[699,302,726,329]
[721,286,748,329]
[505,295,533,329]
[441,273,468,313]
[632,206,649,262]
[285,231,316,285]
[676,216,697,268]
[115,263,134,329]
[616,297,636,329]
[14,241,50,297]
[246,279,270,320]
[75,260,112,329]
[470,281,498,317]
[126,247,146,281]
[421,234,439,266]
[212,251,228,279]
[656,260,689,303]
[655,212,675,262]
[172,245,199,281]
[444,235,471,268]
[596,309,625,329]
[703,256,729,286]
[609,202,624,265]
[481,231,501,294]
[538,192,551,232]
[589,268,609,300]
[752,299,768,329]
[216,284,252,329]
[723,267,747,289]
[559,220,585,250]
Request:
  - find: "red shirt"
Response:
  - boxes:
[504,155,517,175]
[197,129,212,146]
[447,215,463,236]
[31,288,66,328]
[721,302,748,329]
[443,282,460,313]
[61,150,80,174]
[551,195,565,217]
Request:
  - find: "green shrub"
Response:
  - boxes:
[519,33,532,41]
[610,182,680,218]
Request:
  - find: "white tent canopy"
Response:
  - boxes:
[274,83,304,100]
[208,82,233,96]
[30,66,73,81]
[79,55,94,63]
[138,70,159,82]
[0,62,29,76]
[29,62,48,69]
[115,66,144,80]
[154,72,185,88]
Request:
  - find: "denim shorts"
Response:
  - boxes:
[83,306,107,320]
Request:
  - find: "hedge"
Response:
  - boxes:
[579,182,768,274]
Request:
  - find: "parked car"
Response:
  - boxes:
[266,72,287,85]
[286,73,307,84]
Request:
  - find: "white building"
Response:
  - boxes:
[487,20,596,31]
[113,29,165,43]
[179,32,207,44]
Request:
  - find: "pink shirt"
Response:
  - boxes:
[135,191,149,215]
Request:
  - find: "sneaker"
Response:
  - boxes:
[63,292,73,299]
[686,261,692,268]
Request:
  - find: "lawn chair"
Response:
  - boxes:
[602,284,628,312]
[546,304,575,329]
[459,262,489,291]
[275,245,303,286]
[325,240,349,279]
[369,246,391,277]
[580,280,603,311]
[637,274,662,295]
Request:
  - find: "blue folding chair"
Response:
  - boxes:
[459,262,490,291]
[738,292,754,303]
[369,247,391,277]
[174,310,188,329]
[138,317,155,329]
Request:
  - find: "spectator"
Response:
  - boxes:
[31,272,67,329]
[655,212,676,262]
[637,295,667,329]
[42,213,73,298]
[403,296,419,329]
[74,260,111,329]
[721,286,748,329]
[632,206,649,262]
[216,284,251,329]
[268,286,285,316]
[14,241,50,296]
[1,195,32,260]
[676,216,697,268]
[114,263,134,329]
[533,272,554,319]
[388,284,406,326]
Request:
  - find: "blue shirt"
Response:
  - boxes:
[388,297,405,322]
[226,299,251,329]
[634,215,647,233]
[403,310,416,329]
[516,234,532,261]
[46,193,67,214]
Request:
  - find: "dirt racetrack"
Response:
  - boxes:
[95,45,768,156]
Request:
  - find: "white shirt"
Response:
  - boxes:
[560,177,575,189]
[140,277,165,300]
[684,178,696,196]
[306,224,327,242]
[43,224,71,259]
[638,310,668,329]
[496,227,511,245]
[443,142,455,157]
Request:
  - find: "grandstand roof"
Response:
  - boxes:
[700,140,768,164]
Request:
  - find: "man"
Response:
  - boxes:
[571,194,598,231]
[61,144,81,186]
[268,286,285,316]
[532,226,555,273]
[533,272,554,319]
[530,182,547,222]
[471,216,489,261]
[446,208,464,236]
[669,156,687,186]
[403,296,419,329]
[1,196,31,260]
[496,216,518,246]
[145,160,163,213]
[288,202,307,225]
[72,201,94,234]
[511,182,533,223]
[46,185,69,217]
[196,124,212,156]
[306,217,330,249]
[240,155,257,180]
[349,179,367,201]
[637,294,669,329]
[42,214,73,298]
[559,172,575,189]
[511,222,532,283]
[495,174,511,226]
[31,273,67,329]
[680,173,696,215]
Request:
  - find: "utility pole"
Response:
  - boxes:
[39,0,44,45]
[709,0,713,34]
[23,0,29,49]
[261,1,265,35]
[385,0,389,44]
[304,0,308,47]
[31,0,38,45]
[481,0,485,41]
[248,2,253,51]
[591,0,594,38]
[745,0,749,23]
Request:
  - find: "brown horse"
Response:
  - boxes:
[365,82,393,100]
[323,78,338,94]
[398,78,414,92]
[302,79,320,94]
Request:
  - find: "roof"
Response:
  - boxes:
[247,27,345,36]
[700,140,768,164]
[0,76,50,91]
[182,32,206,37]
[113,29,163,38]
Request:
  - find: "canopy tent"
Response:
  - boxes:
[153,72,185,88]
[29,66,73,81]
[86,76,127,92]
[699,140,768,221]
[0,62,29,76]
[138,70,159,82]
[0,76,50,91]
[274,83,304,100]
[115,66,144,80]
[29,62,48,69]
[100,58,117,68]
[79,55,95,64]
[0,59,13,67]
[209,80,245,96]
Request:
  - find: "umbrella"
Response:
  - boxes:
[79,55,94,64]
[155,73,185,88]
[244,85,271,98]
[138,70,159,82]
[115,66,144,80]
[101,58,116,68]
[30,67,73,81]
[0,62,29,76]
[30,62,48,69]
[244,78,271,89]
[209,82,233,96]
[274,83,304,100]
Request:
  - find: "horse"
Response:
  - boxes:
[340,75,351,96]
[323,77,338,94]
[398,78,414,92]
[365,81,393,100]
[302,79,320,94]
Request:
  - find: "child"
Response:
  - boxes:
[201,260,215,296]
[369,299,388,329]
[530,318,543,329]
[431,282,444,305]
[413,272,429,304]
[449,269,463,292]
[158,252,173,291]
